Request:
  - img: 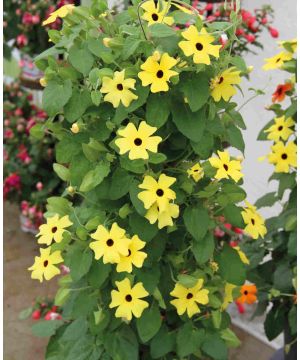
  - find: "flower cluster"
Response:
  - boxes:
[20,297,63,322]
[193,2,279,56]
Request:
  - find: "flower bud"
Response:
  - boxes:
[269,26,279,38]
[39,77,47,87]
[36,182,43,191]
[67,186,75,194]
[103,37,112,47]
[71,123,79,134]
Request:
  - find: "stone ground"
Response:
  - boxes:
[3,203,276,359]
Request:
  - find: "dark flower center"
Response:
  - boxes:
[43,260,49,267]
[194,169,199,172]
[106,238,114,247]
[278,126,283,131]
[277,87,283,95]
[195,42,203,51]
[218,76,224,84]
[156,189,164,197]
[134,138,143,146]
[186,293,193,299]
[244,290,248,295]
[276,57,281,63]
[125,294,132,302]
[281,153,288,160]
[152,13,159,21]
[156,70,164,78]
[223,164,229,171]
[127,249,132,257]
[52,227,57,233]
[117,83,123,91]
[251,218,255,225]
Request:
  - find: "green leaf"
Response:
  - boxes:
[122,37,142,60]
[288,306,297,335]
[264,306,285,341]
[176,322,204,357]
[216,244,246,285]
[148,153,167,164]
[129,213,158,242]
[220,328,241,348]
[183,205,210,241]
[171,100,206,142]
[136,303,162,343]
[150,326,175,358]
[255,192,277,208]
[192,232,215,265]
[80,161,110,192]
[32,320,63,337]
[149,23,176,37]
[146,93,170,128]
[288,232,296,257]
[42,80,72,116]
[70,248,93,282]
[55,288,70,306]
[53,163,70,181]
[30,123,45,140]
[226,124,245,153]
[202,333,228,360]
[88,261,111,288]
[46,197,72,216]
[129,181,146,216]
[222,204,244,228]
[177,274,198,288]
[191,131,214,159]
[180,72,210,112]
[64,89,92,122]
[19,307,33,320]
[109,168,133,200]
[229,56,248,72]
[273,263,293,292]
[62,317,88,341]
[69,45,94,76]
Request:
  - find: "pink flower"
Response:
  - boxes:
[214,227,225,238]
[60,264,71,275]
[235,300,245,314]
[229,240,239,247]
[16,124,24,132]
[3,149,9,162]
[241,10,252,22]
[4,119,10,127]
[233,227,243,235]
[21,200,29,211]
[36,110,47,119]
[15,8,22,16]
[27,93,33,101]
[32,309,41,320]
[36,182,43,191]
[235,28,245,36]
[44,311,62,321]
[4,129,14,139]
[261,17,268,25]
[244,34,256,43]
[14,108,23,116]
[26,119,36,134]
[269,26,279,38]
[4,173,21,199]
[19,59,26,68]
[205,3,213,11]
[31,14,40,24]
[22,12,33,25]
[224,223,232,230]
[219,33,228,47]
[213,10,221,17]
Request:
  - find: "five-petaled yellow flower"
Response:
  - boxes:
[179,26,221,65]
[100,70,138,108]
[138,174,176,212]
[209,150,243,183]
[210,67,241,102]
[187,163,204,182]
[170,279,209,318]
[109,278,149,321]
[37,214,72,246]
[115,121,162,160]
[241,201,267,239]
[138,52,178,93]
[28,247,63,282]
[264,116,295,142]
[89,222,130,264]
[145,202,179,229]
[267,141,297,173]
[42,4,74,26]
[263,51,293,71]
[116,235,147,273]
[141,0,174,26]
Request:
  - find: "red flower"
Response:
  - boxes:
[31,14,40,24]
[261,17,268,25]
[235,28,245,36]
[205,3,213,11]
[244,34,256,43]
[16,34,28,47]
[14,108,23,116]
[45,311,62,321]
[4,129,14,139]
[272,83,293,103]
[235,300,245,314]
[233,227,243,234]
[269,26,279,38]
[32,309,41,320]
[22,12,33,25]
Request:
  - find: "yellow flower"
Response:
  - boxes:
[170,279,209,318]
[179,26,221,65]
[115,121,162,160]
[42,4,75,26]
[138,174,176,212]
[116,235,147,273]
[187,163,204,182]
[138,52,178,93]
[241,201,267,239]
[109,278,149,321]
[39,77,47,87]
[71,123,79,134]
[233,246,250,265]
[209,151,243,183]
[210,67,241,102]
[145,202,179,229]
[28,247,63,283]
[264,116,295,142]
[37,214,72,246]
[103,37,112,47]
[89,222,130,264]
[222,283,236,310]
[100,70,138,108]
[267,141,297,173]
[141,0,174,26]
[263,51,293,71]
[278,39,297,53]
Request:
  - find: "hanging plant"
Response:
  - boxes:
[29,0,267,358]
[243,39,297,358]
